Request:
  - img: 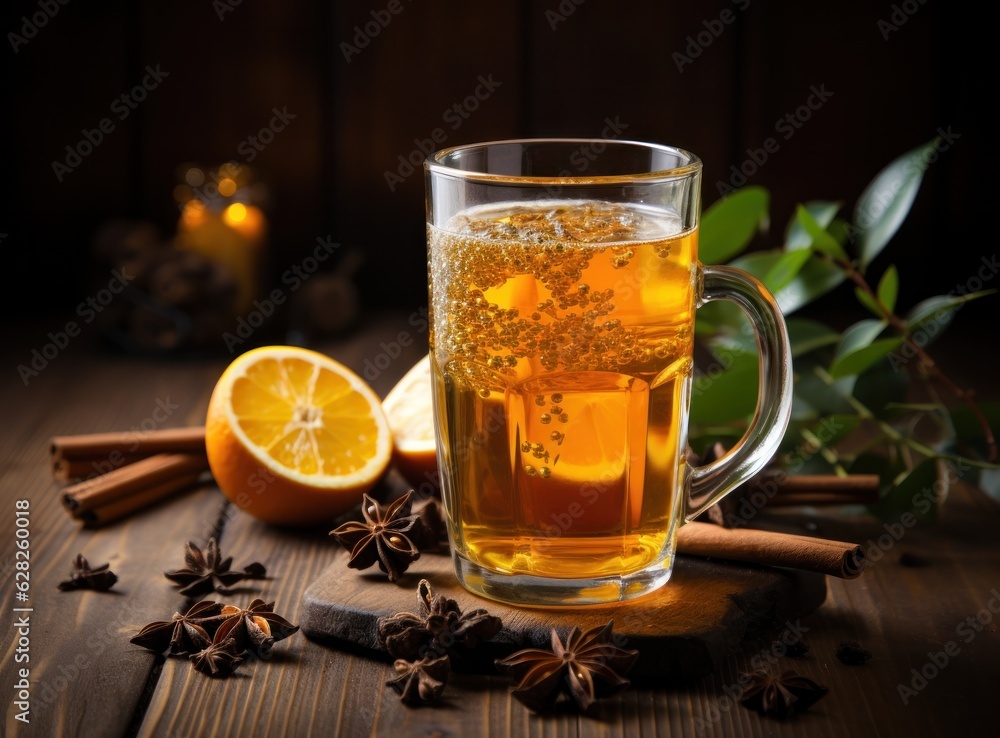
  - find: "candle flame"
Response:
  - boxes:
[224,202,248,226]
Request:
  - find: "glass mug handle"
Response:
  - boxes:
[686,264,794,521]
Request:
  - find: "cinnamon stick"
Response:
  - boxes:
[62,453,209,516]
[80,472,204,528]
[676,521,865,579]
[51,427,206,473]
[52,453,148,483]
[754,473,880,504]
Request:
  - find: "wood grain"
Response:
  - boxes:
[0,357,225,738]
[2,313,998,737]
[300,551,826,679]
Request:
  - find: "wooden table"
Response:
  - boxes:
[2,314,998,737]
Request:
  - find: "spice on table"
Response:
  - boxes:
[190,636,244,678]
[50,427,208,482]
[330,491,425,583]
[739,669,828,718]
[130,600,226,656]
[495,620,638,712]
[56,554,118,592]
[215,599,300,657]
[164,537,267,597]
[412,496,448,553]
[386,656,450,706]
[377,579,502,663]
[836,640,873,665]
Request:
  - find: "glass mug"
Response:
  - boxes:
[425,139,791,606]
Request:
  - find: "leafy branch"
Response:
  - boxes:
[692,138,999,520]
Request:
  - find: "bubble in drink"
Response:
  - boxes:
[429,200,696,579]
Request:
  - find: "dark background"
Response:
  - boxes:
[1,0,992,342]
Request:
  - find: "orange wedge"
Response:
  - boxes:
[381,355,438,485]
[205,346,392,526]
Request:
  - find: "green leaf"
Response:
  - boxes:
[869,457,941,524]
[830,338,902,378]
[854,287,883,318]
[792,354,856,416]
[884,402,944,412]
[834,319,888,356]
[700,187,770,264]
[763,248,813,293]
[853,358,910,413]
[906,289,997,332]
[854,138,940,270]
[796,204,848,260]
[876,265,899,313]
[785,201,841,251]
[690,351,759,425]
[786,318,840,358]
[730,250,846,315]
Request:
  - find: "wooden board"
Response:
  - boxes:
[299,551,827,680]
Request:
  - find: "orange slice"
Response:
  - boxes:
[381,355,438,484]
[205,346,392,526]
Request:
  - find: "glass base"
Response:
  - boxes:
[452,551,676,607]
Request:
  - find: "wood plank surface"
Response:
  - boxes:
[2,312,998,737]
[300,552,826,679]
[0,356,226,738]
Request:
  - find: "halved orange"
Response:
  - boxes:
[381,355,438,485]
[206,346,392,526]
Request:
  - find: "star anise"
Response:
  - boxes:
[130,600,227,656]
[386,656,450,706]
[330,491,425,582]
[783,637,811,658]
[412,497,449,553]
[836,640,872,665]
[57,554,118,592]
[214,598,299,657]
[739,669,828,718]
[495,620,638,712]
[377,579,502,663]
[190,636,243,677]
[164,537,266,597]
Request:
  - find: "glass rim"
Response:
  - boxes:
[425,138,702,185]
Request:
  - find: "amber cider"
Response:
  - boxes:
[429,200,696,580]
